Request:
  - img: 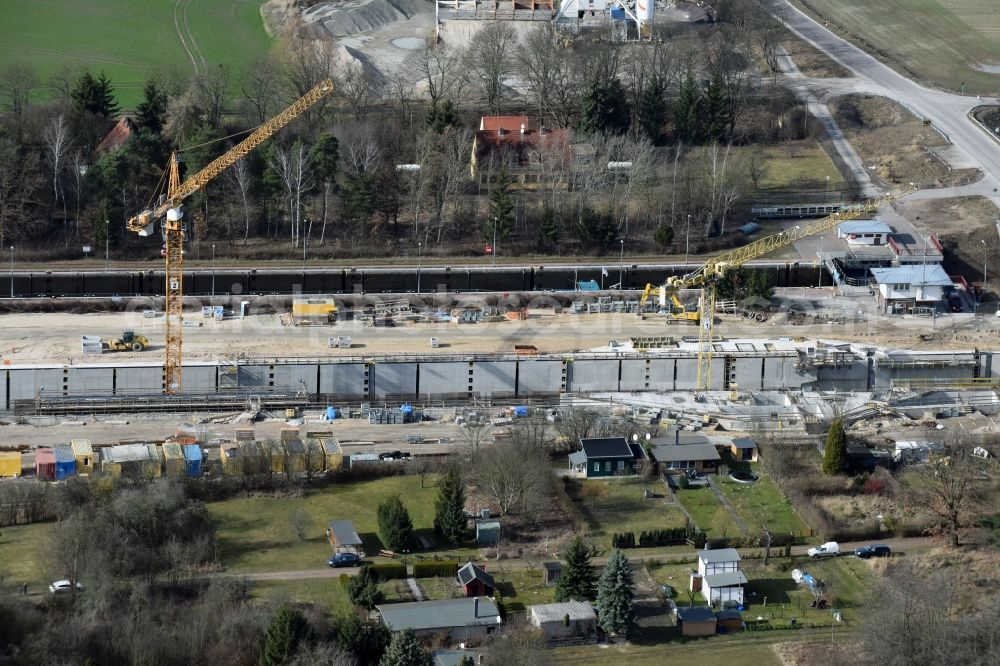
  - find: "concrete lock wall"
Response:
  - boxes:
[733,357,764,391]
[67,367,115,395]
[7,368,65,401]
[318,363,367,397]
[471,361,517,395]
[516,359,563,395]
[115,366,164,393]
[273,365,318,393]
[371,363,418,398]
[419,362,470,396]
[237,365,271,389]
[569,360,617,392]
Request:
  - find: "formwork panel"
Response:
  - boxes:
[646,358,676,391]
[619,359,649,391]
[372,363,418,398]
[674,357,726,390]
[273,365,319,393]
[516,359,563,395]
[7,368,65,401]
[66,367,115,394]
[115,366,163,393]
[183,366,218,391]
[319,363,367,397]
[472,361,518,395]
[419,362,470,395]
[568,360,617,393]
[733,357,764,391]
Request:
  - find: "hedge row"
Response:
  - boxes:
[611,528,706,549]
[412,561,459,578]
[367,562,407,580]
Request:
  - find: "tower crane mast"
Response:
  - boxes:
[642,187,914,391]
[127,78,334,393]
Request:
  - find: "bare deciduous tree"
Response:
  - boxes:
[193,64,231,128]
[43,114,72,227]
[467,22,518,115]
[226,156,253,244]
[340,61,384,122]
[471,439,548,516]
[405,36,467,107]
[240,55,283,124]
[271,141,313,247]
[907,445,984,548]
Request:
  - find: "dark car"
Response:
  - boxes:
[854,544,891,559]
[327,552,363,568]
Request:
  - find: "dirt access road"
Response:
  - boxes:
[229,537,937,580]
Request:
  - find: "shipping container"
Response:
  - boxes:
[53,445,77,480]
[0,451,22,477]
[36,447,56,480]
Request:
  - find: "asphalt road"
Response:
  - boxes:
[774,0,1000,205]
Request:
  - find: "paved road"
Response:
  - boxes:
[774,0,1000,206]
[227,537,936,581]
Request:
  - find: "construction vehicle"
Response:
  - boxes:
[126,79,334,393]
[638,283,699,323]
[292,297,337,326]
[103,330,149,352]
[649,187,915,391]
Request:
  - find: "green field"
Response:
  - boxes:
[797,0,1000,94]
[716,467,811,536]
[0,0,273,108]
[675,486,741,537]
[0,522,51,594]
[206,475,486,573]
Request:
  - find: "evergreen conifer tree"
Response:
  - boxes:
[555,536,597,602]
[434,465,467,546]
[822,417,847,475]
[674,70,703,144]
[703,69,731,143]
[379,628,432,666]
[377,495,413,551]
[260,606,310,666]
[347,565,385,610]
[595,549,635,636]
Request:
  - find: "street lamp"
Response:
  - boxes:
[982,239,988,312]
[211,244,216,298]
[684,214,691,267]
[618,239,624,290]
[492,218,497,268]
[9,246,13,299]
[825,175,830,201]
[417,241,422,293]
[104,219,109,269]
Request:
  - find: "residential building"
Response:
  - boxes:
[431,650,481,666]
[529,600,598,643]
[649,435,721,474]
[470,116,573,190]
[568,437,646,478]
[96,117,135,156]
[674,606,717,636]
[457,562,495,598]
[870,265,952,314]
[376,596,501,640]
[694,548,747,606]
[697,548,741,576]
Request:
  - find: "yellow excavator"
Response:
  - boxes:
[639,283,699,323]
[126,79,334,393]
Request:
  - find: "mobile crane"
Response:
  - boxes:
[127,79,334,393]
[645,186,914,391]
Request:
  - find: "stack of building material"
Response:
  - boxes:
[81,335,103,355]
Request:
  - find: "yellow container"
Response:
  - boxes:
[0,451,22,477]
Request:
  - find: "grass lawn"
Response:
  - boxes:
[674,486,741,537]
[796,0,1000,94]
[716,467,811,537]
[573,478,689,547]
[0,0,273,108]
[206,475,479,573]
[748,142,844,192]
[252,579,355,617]
[0,522,51,594]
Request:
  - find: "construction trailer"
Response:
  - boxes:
[0,451,22,477]
[71,439,94,474]
[36,448,56,480]
[162,442,186,477]
[53,445,77,481]
[100,444,162,478]
[183,444,203,477]
[292,297,337,326]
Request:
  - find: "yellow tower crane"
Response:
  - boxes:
[643,187,915,392]
[127,78,335,393]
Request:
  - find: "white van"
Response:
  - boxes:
[807,542,840,558]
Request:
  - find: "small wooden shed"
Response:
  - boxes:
[542,562,562,586]
[284,439,306,474]
[675,606,717,636]
[457,563,495,598]
[162,442,186,477]
[320,438,344,471]
[35,447,56,480]
[327,520,363,554]
[303,439,325,473]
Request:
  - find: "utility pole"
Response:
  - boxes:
[981,239,988,314]
[417,241,422,293]
[492,218,497,267]
[685,214,691,267]
[211,243,216,297]
[619,239,624,290]
[104,219,109,269]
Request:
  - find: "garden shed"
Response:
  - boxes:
[327,520,364,554]
[71,439,93,474]
[529,600,597,642]
[675,606,717,636]
[35,447,56,480]
[457,563,495,597]
[542,561,562,586]
[475,520,501,546]
[162,442,186,477]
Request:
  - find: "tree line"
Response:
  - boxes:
[0,0,834,262]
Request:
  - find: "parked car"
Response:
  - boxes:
[49,580,83,594]
[807,542,840,558]
[855,544,891,559]
[327,552,363,568]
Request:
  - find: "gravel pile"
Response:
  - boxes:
[303,0,431,37]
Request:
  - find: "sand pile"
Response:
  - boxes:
[302,0,432,38]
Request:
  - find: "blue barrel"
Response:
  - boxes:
[326,406,336,420]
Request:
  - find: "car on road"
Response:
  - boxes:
[49,580,83,594]
[327,552,363,568]
[854,544,891,559]
[807,541,840,558]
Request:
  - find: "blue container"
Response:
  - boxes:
[326,406,337,420]
[610,7,626,19]
[183,444,203,477]
[399,403,413,414]
[513,406,529,418]
[53,445,77,481]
